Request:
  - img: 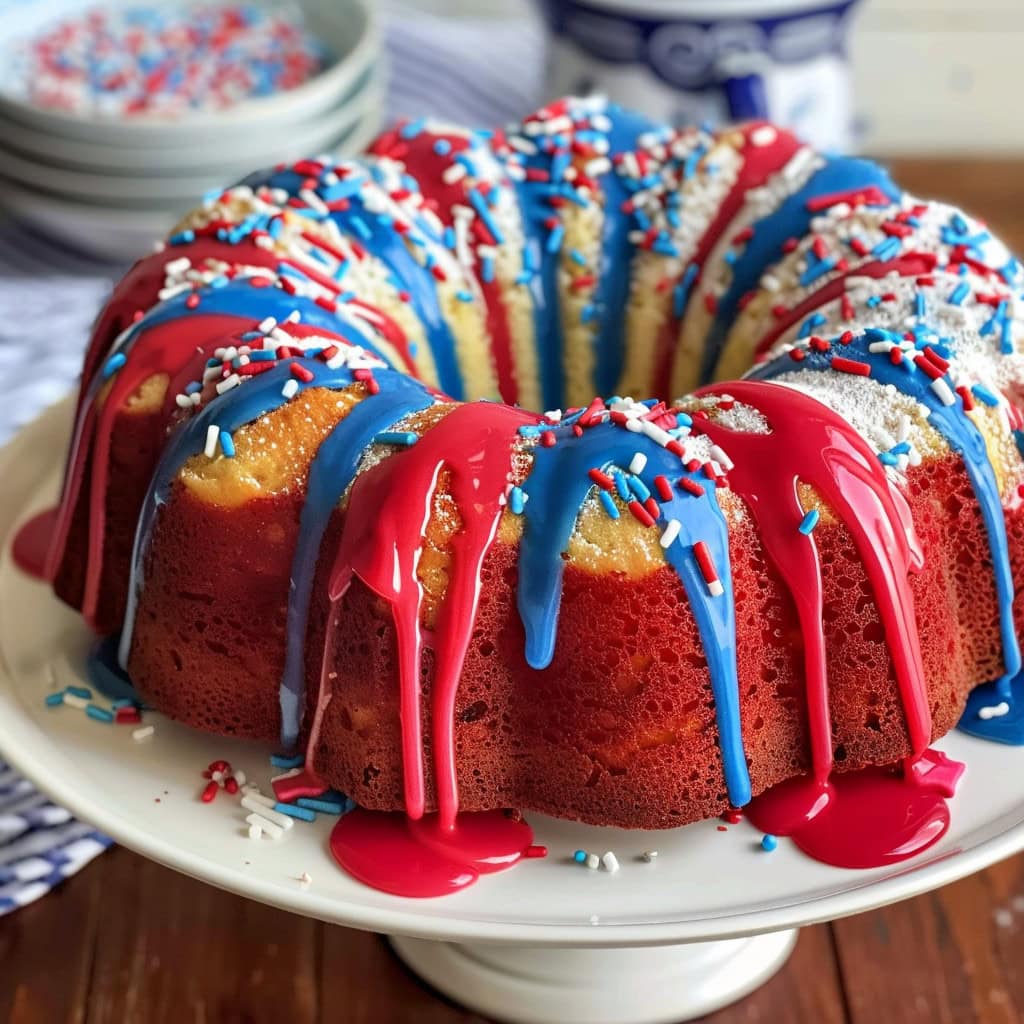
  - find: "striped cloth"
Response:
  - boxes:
[0,5,542,913]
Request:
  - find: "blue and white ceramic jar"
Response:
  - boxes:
[540,0,861,151]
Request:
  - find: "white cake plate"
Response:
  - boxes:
[3,400,1024,1024]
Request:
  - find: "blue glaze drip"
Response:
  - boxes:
[513,175,565,412]
[125,277,376,348]
[245,166,467,399]
[119,360,421,670]
[517,419,751,807]
[750,331,1023,722]
[961,672,1024,744]
[588,106,658,396]
[278,377,434,746]
[87,634,139,704]
[702,157,900,381]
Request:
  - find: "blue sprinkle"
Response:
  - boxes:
[66,685,92,699]
[399,117,427,139]
[878,451,899,467]
[219,431,235,458]
[628,475,651,502]
[273,802,317,822]
[111,698,137,709]
[509,486,526,515]
[86,705,113,723]
[798,509,819,535]
[761,834,778,852]
[948,282,970,306]
[481,255,495,284]
[611,468,631,501]
[169,229,195,246]
[270,752,304,769]
[546,223,565,254]
[44,693,64,707]
[350,216,372,241]
[433,139,452,156]
[102,353,127,378]
[456,289,474,303]
[569,248,587,267]
[374,431,418,446]
[296,796,353,815]
[599,490,620,519]
[891,441,912,455]
[573,849,588,864]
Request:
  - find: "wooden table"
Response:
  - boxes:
[3,159,1024,1024]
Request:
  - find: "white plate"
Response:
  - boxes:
[0,0,377,146]
[0,79,384,204]
[0,65,382,175]
[3,398,1024,948]
[0,112,382,260]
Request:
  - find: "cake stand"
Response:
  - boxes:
[3,400,1024,1024]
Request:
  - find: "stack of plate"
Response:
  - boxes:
[0,0,383,260]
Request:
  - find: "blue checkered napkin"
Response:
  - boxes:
[0,761,112,915]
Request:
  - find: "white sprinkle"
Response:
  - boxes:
[281,379,299,399]
[204,425,220,458]
[215,373,240,395]
[245,812,283,840]
[258,316,278,334]
[930,378,956,406]
[211,770,225,784]
[298,871,313,888]
[979,702,1011,720]
[709,444,734,471]
[640,421,672,447]
[750,125,778,147]
[299,189,329,216]
[708,579,725,598]
[601,851,620,873]
[63,693,88,709]
[442,163,467,185]
[241,789,277,809]
[629,452,647,475]
[585,853,600,870]
[165,257,191,275]
[175,394,193,409]
[233,770,247,787]
[240,796,293,829]
[132,726,154,742]
[247,823,263,840]
[660,519,682,549]
[641,850,658,863]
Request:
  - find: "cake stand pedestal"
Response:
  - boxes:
[389,929,798,1024]
[4,402,1024,1024]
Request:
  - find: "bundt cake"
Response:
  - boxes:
[22,97,1024,892]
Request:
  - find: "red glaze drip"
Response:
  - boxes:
[378,127,520,404]
[751,252,940,360]
[329,808,535,897]
[653,124,804,393]
[51,310,261,629]
[747,749,964,868]
[81,238,281,392]
[327,402,536,826]
[11,508,58,579]
[694,380,930,793]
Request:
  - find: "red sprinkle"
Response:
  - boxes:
[628,500,655,527]
[289,361,314,383]
[588,468,615,490]
[678,477,705,497]
[831,356,871,377]
[653,475,673,501]
[201,781,219,804]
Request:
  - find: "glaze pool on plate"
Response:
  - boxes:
[2,398,1024,947]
